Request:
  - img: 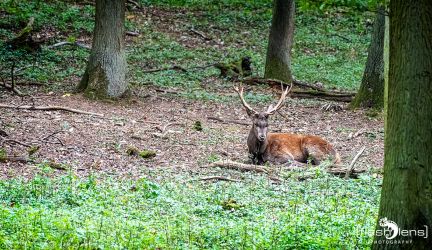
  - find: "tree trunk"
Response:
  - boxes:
[77,0,127,98]
[350,6,385,109]
[372,0,432,248]
[264,0,295,83]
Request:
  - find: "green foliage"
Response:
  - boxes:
[1,0,372,97]
[139,149,157,159]
[297,0,385,12]
[0,172,380,249]
[0,0,94,33]
[193,121,203,131]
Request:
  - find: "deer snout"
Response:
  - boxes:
[258,135,266,142]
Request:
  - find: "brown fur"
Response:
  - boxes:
[263,133,341,165]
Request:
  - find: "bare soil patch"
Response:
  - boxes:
[0,86,383,180]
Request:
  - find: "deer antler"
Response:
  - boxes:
[265,82,293,115]
[234,84,258,116]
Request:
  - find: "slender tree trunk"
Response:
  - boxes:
[264,0,295,83]
[372,0,432,249]
[350,6,385,109]
[77,0,127,98]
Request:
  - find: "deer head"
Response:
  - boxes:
[234,83,292,142]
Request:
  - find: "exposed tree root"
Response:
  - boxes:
[0,104,104,117]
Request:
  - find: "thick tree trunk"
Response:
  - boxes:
[264,0,295,83]
[350,6,385,109]
[372,1,432,249]
[77,0,127,98]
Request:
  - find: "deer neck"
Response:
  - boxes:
[247,126,268,156]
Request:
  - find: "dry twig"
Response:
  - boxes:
[189,28,211,40]
[198,176,240,182]
[47,41,91,49]
[0,104,103,117]
[345,146,366,179]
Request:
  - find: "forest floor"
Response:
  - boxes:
[0,84,383,179]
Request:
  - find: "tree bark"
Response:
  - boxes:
[77,0,127,98]
[350,6,385,109]
[264,0,295,83]
[372,0,432,248]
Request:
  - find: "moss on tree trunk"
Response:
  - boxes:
[264,0,295,83]
[372,0,432,248]
[78,0,127,99]
[350,6,385,109]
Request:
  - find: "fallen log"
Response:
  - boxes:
[207,159,366,179]
[208,160,269,174]
[290,89,354,102]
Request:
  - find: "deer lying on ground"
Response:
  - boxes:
[235,84,341,165]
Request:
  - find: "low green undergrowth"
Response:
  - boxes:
[0,171,381,249]
[1,0,373,99]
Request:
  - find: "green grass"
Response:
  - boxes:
[0,170,380,249]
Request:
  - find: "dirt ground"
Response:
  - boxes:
[0,84,384,180]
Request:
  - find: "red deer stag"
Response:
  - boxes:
[234,84,341,165]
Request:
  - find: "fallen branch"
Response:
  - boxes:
[290,89,354,102]
[47,41,91,50]
[189,28,211,40]
[198,176,240,182]
[41,130,66,146]
[142,64,216,74]
[0,104,104,117]
[243,77,355,102]
[244,77,326,92]
[345,146,366,179]
[348,128,366,140]
[208,160,269,174]
[207,116,250,126]
[0,155,30,163]
[127,0,141,9]
[126,31,140,37]
[154,122,183,138]
[154,87,183,95]
[14,64,45,76]
[330,33,352,42]
[1,138,32,147]
[142,65,187,73]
